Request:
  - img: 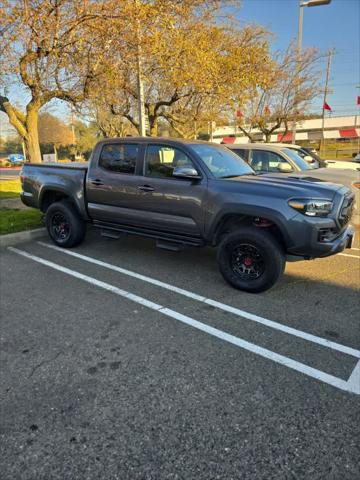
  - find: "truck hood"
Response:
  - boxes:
[285,167,359,190]
[222,173,346,201]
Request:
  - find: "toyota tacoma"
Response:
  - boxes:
[20,138,355,293]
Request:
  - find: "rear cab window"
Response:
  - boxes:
[99,144,139,174]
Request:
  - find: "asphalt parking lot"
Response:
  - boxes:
[1,228,360,480]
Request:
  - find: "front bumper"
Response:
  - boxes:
[315,225,354,258]
[286,222,354,260]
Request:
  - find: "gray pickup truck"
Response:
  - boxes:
[21,138,355,293]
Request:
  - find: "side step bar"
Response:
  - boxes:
[156,240,184,252]
[100,229,124,240]
[94,220,205,247]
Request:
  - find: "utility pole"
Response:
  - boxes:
[320,49,334,156]
[135,0,146,136]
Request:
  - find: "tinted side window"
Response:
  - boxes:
[249,150,268,172]
[145,145,195,178]
[232,149,247,160]
[99,144,138,174]
[250,150,290,172]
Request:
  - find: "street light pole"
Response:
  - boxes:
[291,0,304,144]
[291,0,332,144]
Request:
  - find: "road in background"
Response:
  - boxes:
[0,167,21,179]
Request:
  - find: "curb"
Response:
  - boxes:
[0,228,47,248]
[0,166,22,170]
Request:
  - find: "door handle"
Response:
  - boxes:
[91,179,104,186]
[138,185,155,192]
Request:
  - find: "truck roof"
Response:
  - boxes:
[96,137,215,146]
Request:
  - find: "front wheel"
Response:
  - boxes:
[45,201,86,248]
[217,227,285,293]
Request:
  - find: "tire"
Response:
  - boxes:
[45,201,86,248]
[217,227,285,293]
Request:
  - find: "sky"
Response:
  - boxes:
[236,0,360,116]
[1,0,359,136]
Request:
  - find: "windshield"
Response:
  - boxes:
[190,144,254,178]
[282,148,312,171]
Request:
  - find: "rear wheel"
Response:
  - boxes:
[46,201,86,248]
[217,227,285,293]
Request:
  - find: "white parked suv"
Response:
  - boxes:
[226,143,360,226]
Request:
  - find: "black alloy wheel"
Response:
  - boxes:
[51,212,71,242]
[230,243,265,281]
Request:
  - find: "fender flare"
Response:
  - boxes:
[39,186,87,219]
[209,205,292,247]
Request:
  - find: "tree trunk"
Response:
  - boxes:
[149,122,158,136]
[265,133,271,142]
[149,115,158,136]
[148,105,158,137]
[0,96,42,163]
[238,126,254,143]
[25,107,42,163]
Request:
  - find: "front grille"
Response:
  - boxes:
[338,194,355,228]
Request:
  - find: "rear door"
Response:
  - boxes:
[86,141,145,226]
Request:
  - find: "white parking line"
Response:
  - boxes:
[8,246,360,395]
[38,241,360,359]
[338,253,360,259]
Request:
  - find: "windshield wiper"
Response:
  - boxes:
[220,174,241,179]
[220,172,256,178]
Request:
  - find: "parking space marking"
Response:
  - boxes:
[37,241,360,359]
[8,247,360,395]
[347,360,360,392]
[8,246,360,395]
[338,253,360,259]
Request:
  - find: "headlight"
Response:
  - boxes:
[288,199,333,217]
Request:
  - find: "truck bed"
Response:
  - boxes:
[24,162,88,170]
[20,162,88,218]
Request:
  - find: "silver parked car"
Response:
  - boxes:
[227,143,360,226]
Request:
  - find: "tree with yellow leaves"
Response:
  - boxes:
[0,0,116,162]
[85,1,272,139]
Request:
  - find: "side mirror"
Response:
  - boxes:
[173,166,201,179]
[304,155,315,163]
[278,162,293,173]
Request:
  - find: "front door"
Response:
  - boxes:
[135,143,208,237]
